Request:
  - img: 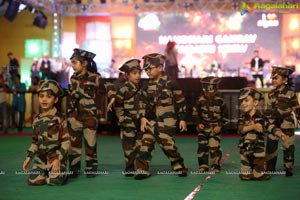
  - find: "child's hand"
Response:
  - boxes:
[275,130,287,141]
[197,124,205,130]
[213,125,221,134]
[119,116,125,123]
[51,159,60,173]
[141,117,149,132]
[23,157,31,172]
[254,123,263,133]
[107,98,115,111]
[179,120,187,132]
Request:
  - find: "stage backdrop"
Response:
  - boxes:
[136,11,281,78]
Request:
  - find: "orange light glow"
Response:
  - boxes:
[289,18,299,30]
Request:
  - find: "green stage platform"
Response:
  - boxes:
[0,133,299,200]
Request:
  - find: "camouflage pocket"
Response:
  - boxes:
[47,120,59,140]
[277,95,290,110]
[83,84,95,98]
[82,117,97,128]
[160,89,172,100]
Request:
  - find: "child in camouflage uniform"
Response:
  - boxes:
[237,87,270,180]
[22,80,69,185]
[67,48,101,178]
[195,77,229,173]
[114,59,145,176]
[135,53,188,180]
[265,65,300,176]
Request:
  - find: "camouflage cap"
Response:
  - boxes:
[239,87,264,101]
[142,53,166,70]
[37,80,64,97]
[201,77,220,92]
[70,48,96,60]
[271,65,294,78]
[119,58,141,73]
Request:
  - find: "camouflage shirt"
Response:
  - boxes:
[195,95,229,126]
[68,71,100,118]
[237,110,265,136]
[114,81,144,120]
[104,82,116,100]
[27,107,70,162]
[265,85,300,133]
[140,75,186,124]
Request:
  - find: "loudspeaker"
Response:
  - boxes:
[4,0,20,22]
[220,91,241,130]
[33,11,48,29]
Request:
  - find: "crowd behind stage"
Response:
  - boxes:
[1,51,300,133]
[3,51,291,90]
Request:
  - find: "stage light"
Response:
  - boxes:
[18,3,26,12]
[25,39,50,58]
[138,14,161,31]
[0,0,6,7]
[27,6,36,14]
[33,11,48,29]
[100,0,106,3]
[4,0,20,22]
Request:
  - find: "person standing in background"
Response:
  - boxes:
[50,54,62,82]
[28,76,40,120]
[164,40,179,80]
[0,74,8,133]
[7,52,20,79]
[31,58,40,79]
[39,53,52,81]
[60,57,71,89]
[11,74,26,132]
[250,50,264,88]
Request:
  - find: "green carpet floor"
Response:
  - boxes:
[0,134,299,200]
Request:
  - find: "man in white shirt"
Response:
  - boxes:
[250,50,264,88]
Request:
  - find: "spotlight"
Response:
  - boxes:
[4,0,20,22]
[134,4,139,10]
[27,6,36,14]
[33,11,48,29]
[18,3,26,13]
[0,0,6,7]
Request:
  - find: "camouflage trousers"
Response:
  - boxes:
[120,122,143,172]
[136,122,186,175]
[239,133,266,180]
[265,128,295,172]
[197,127,222,171]
[68,116,98,174]
[27,156,67,186]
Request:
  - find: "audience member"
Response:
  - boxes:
[11,74,26,132]
[0,74,8,133]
